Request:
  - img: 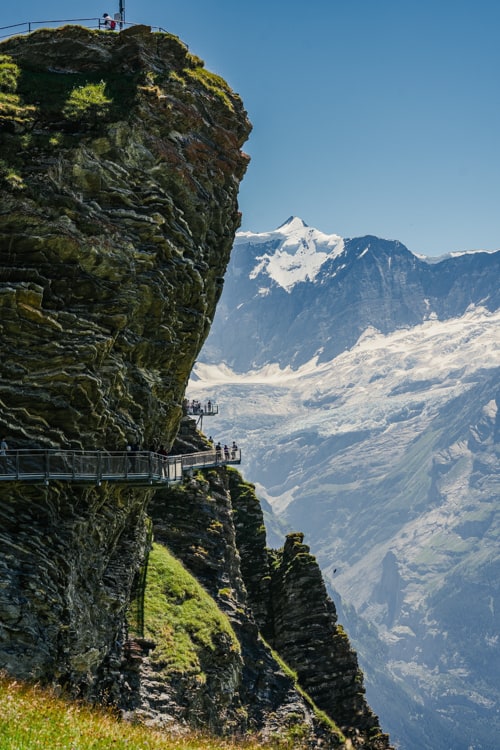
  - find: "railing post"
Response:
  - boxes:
[45,450,50,482]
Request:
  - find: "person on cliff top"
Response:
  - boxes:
[103,13,117,30]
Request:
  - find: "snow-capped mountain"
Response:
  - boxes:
[202,216,500,372]
[236,216,344,290]
[190,219,500,750]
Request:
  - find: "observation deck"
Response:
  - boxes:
[0,17,168,41]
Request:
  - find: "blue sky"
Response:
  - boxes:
[2,1,499,256]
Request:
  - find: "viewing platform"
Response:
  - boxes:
[0,17,167,41]
[184,400,218,416]
[0,448,241,487]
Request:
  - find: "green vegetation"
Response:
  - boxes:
[0,54,19,91]
[16,68,137,124]
[184,66,235,112]
[0,674,272,750]
[0,158,24,189]
[62,80,112,123]
[0,55,36,128]
[134,542,240,675]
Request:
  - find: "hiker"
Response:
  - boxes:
[103,13,117,30]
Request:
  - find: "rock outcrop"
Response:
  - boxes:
[136,417,391,748]
[0,24,249,450]
[0,23,249,692]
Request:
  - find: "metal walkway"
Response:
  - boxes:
[0,448,241,486]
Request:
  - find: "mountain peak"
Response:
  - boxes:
[277,216,308,232]
[236,219,344,292]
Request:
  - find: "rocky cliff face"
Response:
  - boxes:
[0,25,391,749]
[0,23,249,692]
[0,23,249,449]
[143,418,391,748]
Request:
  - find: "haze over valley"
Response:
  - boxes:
[189,218,500,750]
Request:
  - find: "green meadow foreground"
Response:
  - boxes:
[0,676,282,750]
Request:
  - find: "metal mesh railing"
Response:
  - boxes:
[0,447,241,484]
[179,448,241,471]
[0,449,183,484]
[184,400,219,416]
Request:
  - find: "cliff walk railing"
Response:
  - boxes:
[0,448,241,486]
[0,19,168,41]
[184,401,218,417]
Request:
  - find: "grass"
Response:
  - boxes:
[0,674,275,749]
[0,55,36,129]
[0,543,339,749]
[62,80,112,123]
[17,68,137,123]
[132,542,240,676]
[184,67,235,112]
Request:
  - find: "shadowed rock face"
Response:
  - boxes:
[0,24,250,451]
[0,25,249,691]
[140,419,392,749]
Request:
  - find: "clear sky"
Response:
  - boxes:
[2,1,499,256]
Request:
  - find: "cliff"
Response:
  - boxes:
[142,418,391,748]
[0,15,249,702]
[0,23,249,448]
[0,25,391,749]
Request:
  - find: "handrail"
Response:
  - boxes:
[0,19,168,41]
[0,18,100,30]
[184,401,219,417]
[0,447,241,485]
[180,448,241,471]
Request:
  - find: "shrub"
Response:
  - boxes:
[62,80,112,123]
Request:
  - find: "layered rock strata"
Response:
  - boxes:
[0,24,249,692]
[0,24,250,450]
[141,418,392,748]
[146,424,345,747]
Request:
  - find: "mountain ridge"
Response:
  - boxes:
[203,219,500,372]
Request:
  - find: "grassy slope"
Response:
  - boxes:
[0,676,264,749]
[138,542,240,676]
